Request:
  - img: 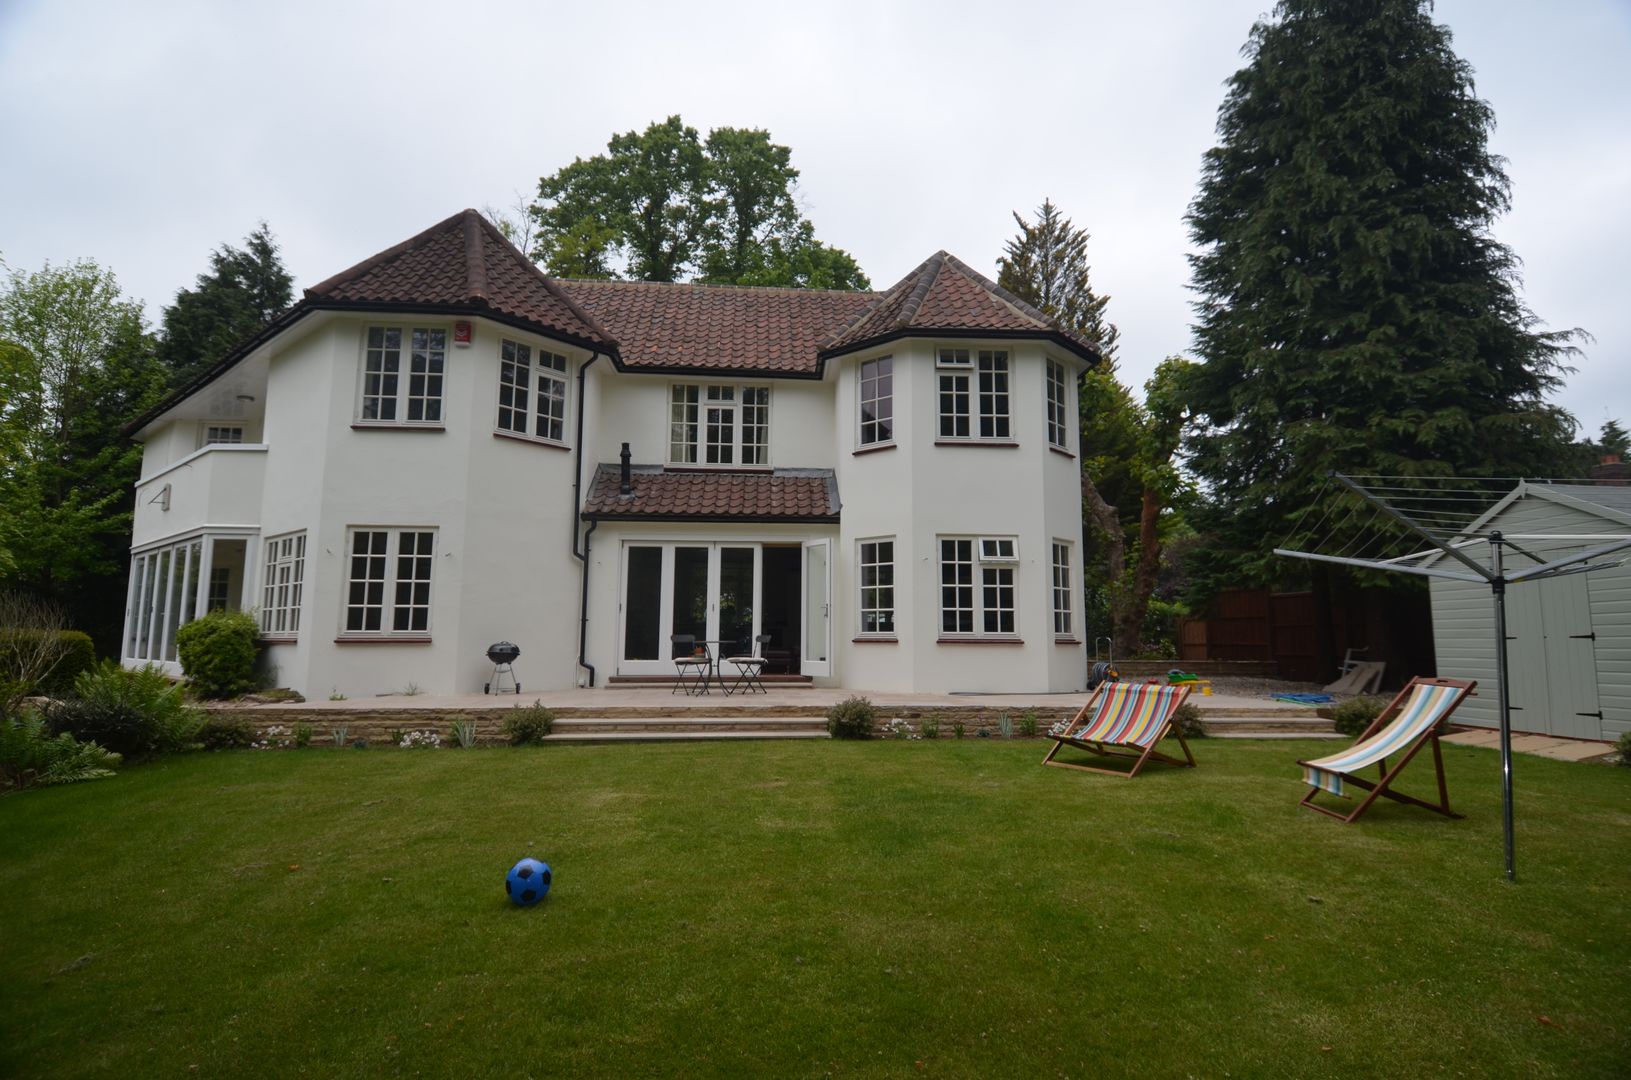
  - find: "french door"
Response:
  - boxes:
[619,543,761,675]
[802,538,831,677]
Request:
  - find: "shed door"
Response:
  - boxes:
[1505,582,1549,735]
[1539,570,1601,740]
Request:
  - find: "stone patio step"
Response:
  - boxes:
[552,716,828,736]
[1200,715,1338,736]
[546,729,830,743]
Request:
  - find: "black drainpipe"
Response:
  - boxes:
[572,351,603,687]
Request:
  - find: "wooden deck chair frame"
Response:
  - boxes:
[1297,676,1476,823]
[1041,682,1196,779]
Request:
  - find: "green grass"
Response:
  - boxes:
[2,740,1627,1078]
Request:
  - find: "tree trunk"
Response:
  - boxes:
[1310,562,1338,683]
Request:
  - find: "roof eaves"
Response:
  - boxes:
[121,301,317,437]
[815,325,1102,365]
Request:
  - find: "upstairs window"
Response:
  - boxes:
[359,326,446,425]
[858,355,894,446]
[496,339,569,444]
[938,347,1010,440]
[198,424,245,449]
[1045,357,1070,449]
[669,384,770,466]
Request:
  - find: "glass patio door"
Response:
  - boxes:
[801,538,831,677]
[619,543,760,675]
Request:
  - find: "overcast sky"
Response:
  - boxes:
[2,0,1626,445]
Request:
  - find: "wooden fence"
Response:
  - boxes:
[1179,587,1434,684]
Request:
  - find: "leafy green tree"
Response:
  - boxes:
[735,221,870,291]
[0,261,166,651]
[1079,358,1194,656]
[533,116,708,282]
[1184,0,1582,593]
[997,199,1119,366]
[530,118,867,288]
[697,127,800,284]
[157,223,293,390]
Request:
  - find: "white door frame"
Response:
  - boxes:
[617,541,763,676]
[801,538,832,678]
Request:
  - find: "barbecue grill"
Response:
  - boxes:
[485,641,521,695]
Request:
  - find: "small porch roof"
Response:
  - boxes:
[582,465,840,524]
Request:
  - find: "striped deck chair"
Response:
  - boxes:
[1297,677,1476,823]
[1041,682,1196,778]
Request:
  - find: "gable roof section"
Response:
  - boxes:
[303,208,612,350]
[582,465,839,522]
[820,251,1102,364]
[557,280,873,377]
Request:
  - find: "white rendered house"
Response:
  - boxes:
[121,210,1100,696]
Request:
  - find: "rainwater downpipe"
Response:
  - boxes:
[572,351,603,687]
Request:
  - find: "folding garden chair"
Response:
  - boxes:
[724,634,771,696]
[670,634,711,695]
[1297,676,1476,823]
[1041,681,1196,778]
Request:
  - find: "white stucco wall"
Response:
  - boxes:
[127,307,1090,695]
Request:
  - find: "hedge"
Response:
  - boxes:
[0,630,97,696]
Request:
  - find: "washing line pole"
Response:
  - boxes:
[1324,475,1520,883]
[1489,532,1516,883]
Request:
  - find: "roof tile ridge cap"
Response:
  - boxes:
[474,214,618,347]
[820,252,940,348]
[554,276,874,297]
[303,208,470,298]
[895,251,945,330]
[463,210,489,304]
[937,251,1051,328]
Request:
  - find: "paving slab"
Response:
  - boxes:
[1443,730,1616,763]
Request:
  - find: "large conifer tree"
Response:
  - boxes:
[997,199,1119,366]
[1184,0,1581,585]
[158,223,294,390]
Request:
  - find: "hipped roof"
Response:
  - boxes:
[129,210,1101,434]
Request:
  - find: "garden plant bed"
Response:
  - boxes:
[2,741,1627,1077]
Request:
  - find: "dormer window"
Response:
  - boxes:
[357,326,446,425]
[669,384,770,466]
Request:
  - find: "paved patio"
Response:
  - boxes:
[229,685,1315,716]
[1443,729,1619,763]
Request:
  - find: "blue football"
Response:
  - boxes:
[505,857,552,907]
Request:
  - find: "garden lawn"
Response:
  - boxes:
[1,739,1628,1079]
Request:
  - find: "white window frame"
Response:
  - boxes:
[197,422,246,449]
[496,338,570,445]
[857,537,896,636]
[857,355,894,447]
[938,534,1019,638]
[1051,541,1073,638]
[356,325,448,426]
[937,347,1011,441]
[1045,357,1070,450]
[340,527,437,637]
[668,383,771,467]
[261,532,307,638]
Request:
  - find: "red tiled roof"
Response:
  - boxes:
[820,251,1101,363]
[582,466,839,521]
[303,209,613,349]
[557,280,874,376]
